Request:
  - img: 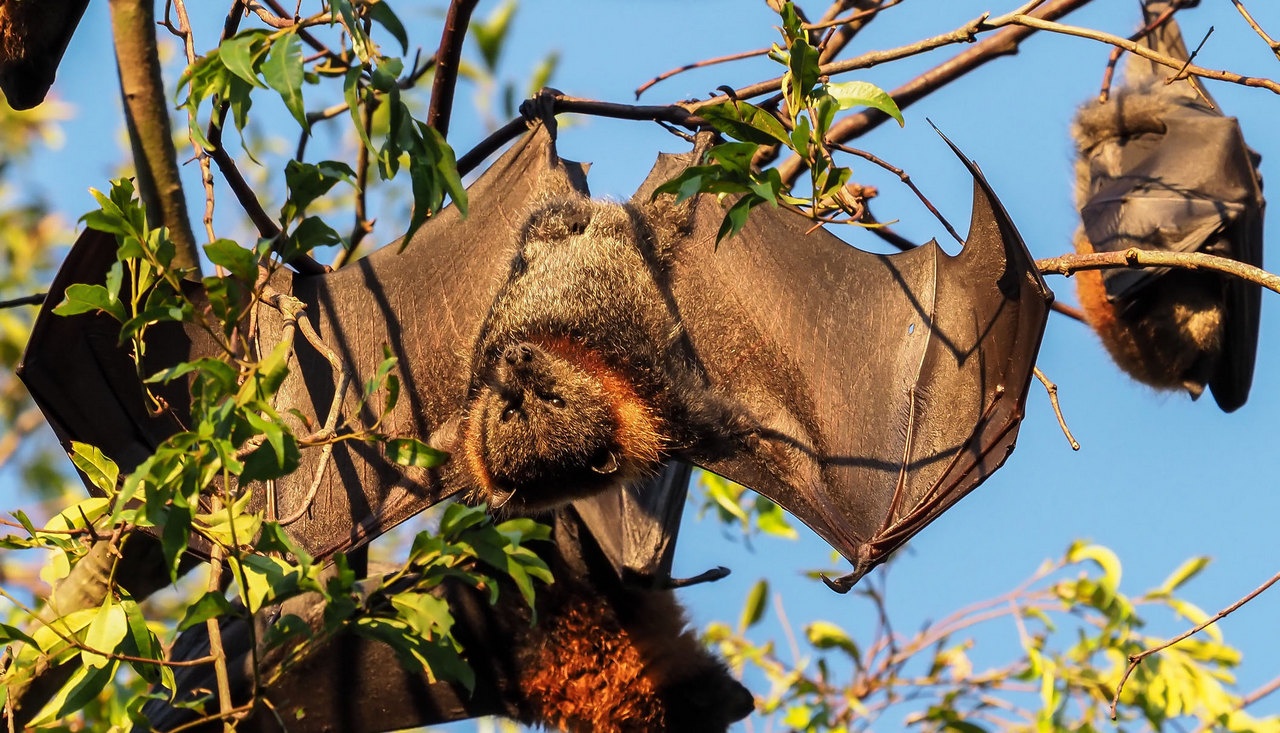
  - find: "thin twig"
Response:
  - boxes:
[1032,367,1079,451]
[170,0,218,244]
[635,48,770,99]
[1229,0,1280,60]
[0,293,45,309]
[815,0,904,64]
[1097,1,1180,103]
[1111,568,1280,719]
[830,142,963,245]
[777,0,1099,184]
[203,538,234,720]
[339,98,377,266]
[1051,302,1085,323]
[426,0,479,138]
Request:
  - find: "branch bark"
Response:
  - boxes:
[108,0,200,276]
[426,0,479,138]
[1036,249,1280,295]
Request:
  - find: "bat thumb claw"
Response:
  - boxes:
[821,571,861,594]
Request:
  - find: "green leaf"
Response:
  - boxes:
[262,32,308,130]
[367,0,409,52]
[785,37,821,108]
[203,238,258,282]
[83,599,128,669]
[526,51,560,98]
[718,194,766,242]
[823,80,904,127]
[282,216,343,262]
[0,622,37,647]
[282,159,357,222]
[220,30,270,87]
[177,592,236,632]
[753,496,797,539]
[807,620,860,660]
[699,101,792,146]
[472,0,517,71]
[69,442,119,494]
[35,661,118,724]
[739,580,768,631]
[53,283,126,321]
[256,522,314,569]
[120,596,168,688]
[1157,556,1211,596]
[1067,541,1122,592]
[386,438,449,468]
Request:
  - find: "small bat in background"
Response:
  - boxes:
[1071,0,1264,412]
[21,120,1052,593]
[0,0,91,109]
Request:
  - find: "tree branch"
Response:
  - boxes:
[426,0,479,137]
[777,0,1099,184]
[108,0,200,275]
[1110,567,1280,719]
[1036,249,1280,295]
[1229,0,1280,60]
[1006,13,1280,94]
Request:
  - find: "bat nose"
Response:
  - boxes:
[503,343,535,365]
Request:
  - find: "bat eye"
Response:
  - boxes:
[500,406,520,422]
[548,396,565,408]
[590,449,619,475]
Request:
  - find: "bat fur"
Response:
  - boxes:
[446,194,760,513]
[463,510,755,732]
[1070,2,1264,411]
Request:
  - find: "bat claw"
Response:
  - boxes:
[664,566,731,588]
[821,571,862,594]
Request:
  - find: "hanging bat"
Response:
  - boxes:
[0,0,91,109]
[1071,1,1264,412]
[136,465,751,733]
[20,120,1051,592]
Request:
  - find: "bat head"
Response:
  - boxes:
[461,341,661,512]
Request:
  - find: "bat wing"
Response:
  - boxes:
[635,134,1052,592]
[18,228,196,476]
[0,0,90,109]
[1075,6,1264,411]
[20,123,591,560]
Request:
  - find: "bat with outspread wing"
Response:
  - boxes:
[1071,0,1264,412]
[20,121,1051,592]
[613,131,1053,591]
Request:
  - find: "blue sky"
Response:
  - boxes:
[9,0,1280,729]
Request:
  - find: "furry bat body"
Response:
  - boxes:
[1071,2,1264,412]
[448,194,754,512]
